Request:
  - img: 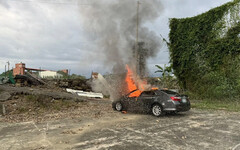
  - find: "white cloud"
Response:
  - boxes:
[0,0,232,77]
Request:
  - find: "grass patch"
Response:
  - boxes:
[26,95,38,102]
[191,99,240,112]
[25,95,79,111]
[17,107,28,113]
[52,100,75,110]
[6,94,83,115]
[0,88,3,94]
[26,95,52,109]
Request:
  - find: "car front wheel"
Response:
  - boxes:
[115,102,123,111]
[152,104,163,117]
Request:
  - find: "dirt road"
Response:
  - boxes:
[0,100,240,150]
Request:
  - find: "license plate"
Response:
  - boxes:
[182,98,187,103]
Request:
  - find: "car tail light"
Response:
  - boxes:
[170,96,181,101]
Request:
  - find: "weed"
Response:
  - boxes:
[191,99,240,112]
[17,107,28,113]
[26,95,38,102]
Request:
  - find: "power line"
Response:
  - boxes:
[7,0,90,5]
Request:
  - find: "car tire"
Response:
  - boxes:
[114,101,123,111]
[152,104,164,117]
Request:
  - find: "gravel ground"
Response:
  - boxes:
[0,99,240,150]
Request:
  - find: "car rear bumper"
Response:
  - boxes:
[163,102,191,112]
[176,103,191,112]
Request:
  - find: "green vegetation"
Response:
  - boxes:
[155,64,172,77]
[169,0,240,99]
[0,70,15,84]
[69,74,86,80]
[57,71,69,79]
[191,99,240,112]
[0,71,8,77]
[57,71,86,80]
[17,107,28,113]
[0,70,13,77]
[154,64,180,89]
[26,95,50,108]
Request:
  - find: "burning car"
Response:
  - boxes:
[112,89,191,117]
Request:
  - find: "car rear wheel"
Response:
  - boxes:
[115,102,123,111]
[152,104,163,117]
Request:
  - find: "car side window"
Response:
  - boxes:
[140,91,155,97]
[158,91,170,100]
[155,90,165,99]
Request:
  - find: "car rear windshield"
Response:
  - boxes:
[160,90,178,95]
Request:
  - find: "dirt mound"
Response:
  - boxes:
[0,91,11,102]
[0,85,87,101]
[1,95,112,123]
[43,79,92,91]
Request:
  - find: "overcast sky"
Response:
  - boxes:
[0,0,232,77]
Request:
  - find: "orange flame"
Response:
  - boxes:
[125,65,142,97]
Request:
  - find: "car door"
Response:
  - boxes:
[120,96,138,111]
[136,91,156,112]
[122,95,137,111]
[127,97,139,111]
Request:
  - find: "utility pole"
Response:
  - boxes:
[6,61,10,73]
[135,1,141,75]
[136,1,140,46]
[4,65,6,77]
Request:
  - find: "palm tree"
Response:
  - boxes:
[155,65,172,77]
[155,65,163,74]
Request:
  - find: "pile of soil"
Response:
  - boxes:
[0,93,113,123]
[0,85,87,102]
[43,79,92,91]
[0,84,112,122]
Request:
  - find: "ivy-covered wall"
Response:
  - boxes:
[169,0,240,98]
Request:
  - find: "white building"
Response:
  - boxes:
[39,71,63,79]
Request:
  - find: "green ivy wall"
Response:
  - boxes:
[169,0,240,98]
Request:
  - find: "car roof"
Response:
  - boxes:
[127,89,179,96]
[159,90,178,95]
